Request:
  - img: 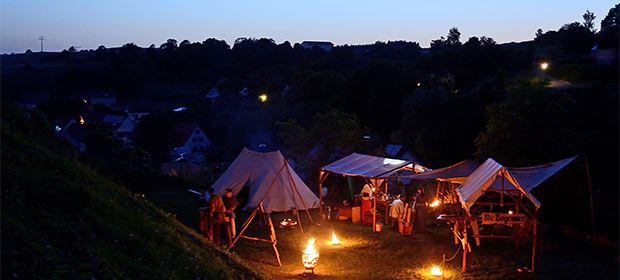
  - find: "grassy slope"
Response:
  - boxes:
[1,112,265,279]
[151,192,619,280]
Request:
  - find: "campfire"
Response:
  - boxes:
[302,238,319,272]
[79,115,85,125]
[430,266,443,276]
[430,200,441,207]
[331,231,341,246]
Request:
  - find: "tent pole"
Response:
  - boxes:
[318,171,324,215]
[285,162,315,224]
[263,204,282,267]
[531,208,538,273]
[228,205,261,251]
[227,164,286,264]
[584,152,596,236]
[500,170,505,206]
[372,179,377,232]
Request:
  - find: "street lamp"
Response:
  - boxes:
[540,62,549,71]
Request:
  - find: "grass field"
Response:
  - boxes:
[149,192,618,280]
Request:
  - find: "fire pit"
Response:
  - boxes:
[302,238,319,273]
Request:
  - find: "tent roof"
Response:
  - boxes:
[387,159,480,182]
[321,153,413,178]
[457,156,577,213]
[211,148,319,212]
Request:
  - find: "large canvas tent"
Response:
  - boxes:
[447,155,578,273]
[457,156,577,214]
[211,148,319,212]
[211,148,318,266]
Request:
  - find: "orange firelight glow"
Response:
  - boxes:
[431,266,443,276]
[430,200,440,207]
[79,116,85,125]
[331,232,341,245]
[302,238,319,269]
[508,210,514,215]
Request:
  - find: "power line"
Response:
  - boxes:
[38,36,46,52]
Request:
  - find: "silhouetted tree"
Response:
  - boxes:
[582,10,596,32]
[160,39,178,50]
[535,28,543,38]
[447,27,462,46]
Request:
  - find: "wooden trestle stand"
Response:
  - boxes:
[227,162,315,267]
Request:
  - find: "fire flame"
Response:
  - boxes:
[430,200,440,207]
[431,266,442,276]
[331,232,341,245]
[302,238,319,269]
[79,116,85,125]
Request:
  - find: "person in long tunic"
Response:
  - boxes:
[208,188,230,246]
[414,188,428,233]
[222,188,238,239]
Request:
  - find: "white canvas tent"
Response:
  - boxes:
[211,148,319,212]
[457,156,577,214]
[213,148,318,267]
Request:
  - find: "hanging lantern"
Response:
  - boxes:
[302,238,319,273]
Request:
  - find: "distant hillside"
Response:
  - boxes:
[1,107,264,279]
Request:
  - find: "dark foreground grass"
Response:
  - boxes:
[150,193,619,280]
[1,114,264,280]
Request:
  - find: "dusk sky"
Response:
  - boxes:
[1,0,617,53]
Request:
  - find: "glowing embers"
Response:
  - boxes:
[279,218,298,227]
[431,265,443,276]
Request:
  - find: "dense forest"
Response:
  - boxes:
[2,5,618,238]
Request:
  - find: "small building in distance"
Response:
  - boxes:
[85,90,117,107]
[172,123,211,154]
[301,41,334,51]
[384,144,424,165]
[60,119,89,152]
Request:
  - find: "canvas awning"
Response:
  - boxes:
[386,159,480,183]
[457,156,577,213]
[320,153,413,178]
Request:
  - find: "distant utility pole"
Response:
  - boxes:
[38,36,46,52]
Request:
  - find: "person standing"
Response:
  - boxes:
[222,188,238,239]
[414,188,428,233]
[208,188,230,246]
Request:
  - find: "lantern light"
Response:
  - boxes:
[430,200,441,207]
[540,62,549,70]
[508,210,514,215]
[258,94,268,102]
